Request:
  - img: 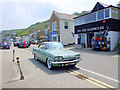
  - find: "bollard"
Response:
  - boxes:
[13,50,15,62]
[16,57,24,80]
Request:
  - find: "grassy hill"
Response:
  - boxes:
[2,20,49,37]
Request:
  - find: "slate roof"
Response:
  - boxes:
[99,2,110,7]
[53,11,77,20]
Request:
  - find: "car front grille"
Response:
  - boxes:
[64,58,76,61]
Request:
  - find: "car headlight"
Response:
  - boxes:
[75,55,80,59]
[54,57,63,62]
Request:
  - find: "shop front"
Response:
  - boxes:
[75,18,120,51]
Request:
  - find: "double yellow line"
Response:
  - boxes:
[67,69,115,88]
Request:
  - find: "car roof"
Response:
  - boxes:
[43,42,61,44]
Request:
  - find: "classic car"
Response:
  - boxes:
[32,42,82,70]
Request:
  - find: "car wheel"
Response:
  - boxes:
[34,54,38,61]
[46,59,53,70]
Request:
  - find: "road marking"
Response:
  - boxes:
[69,69,115,88]
[76,66,119,83]
[67,70,107,88]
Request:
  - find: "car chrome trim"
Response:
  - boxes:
[51,58,82,64]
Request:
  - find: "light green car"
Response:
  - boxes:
[32,42,82,70]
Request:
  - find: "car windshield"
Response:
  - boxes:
[45,42,64,49]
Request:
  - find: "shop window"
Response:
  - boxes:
[105,9,110,18]
[98,10,104,20]
[64,22,68,29]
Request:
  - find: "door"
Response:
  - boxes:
[37,43,46,62]
[87,33,94,47]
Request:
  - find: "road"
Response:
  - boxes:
[1,44,119,88]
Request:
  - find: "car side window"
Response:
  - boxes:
[45,43,49,49]
[39,43,45,49]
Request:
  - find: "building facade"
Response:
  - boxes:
[49,11,77,45]
[74,2,120,51]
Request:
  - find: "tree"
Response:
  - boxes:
[79,11,88,16]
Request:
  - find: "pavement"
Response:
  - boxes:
[1,44,119,89]
[65,44,119,56]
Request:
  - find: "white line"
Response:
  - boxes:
[77,66,119,83]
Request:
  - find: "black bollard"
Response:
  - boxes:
[13,50,15,62]
[16,57,24,80]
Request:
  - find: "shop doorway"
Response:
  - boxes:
[87,33,94,47]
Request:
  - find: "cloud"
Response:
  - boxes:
[1,0,119,30]
[1,2,59,30]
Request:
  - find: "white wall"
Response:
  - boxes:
[107,31,120,51]
[60,19,75,45]
[75,34,78,44]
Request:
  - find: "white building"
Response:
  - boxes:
[74,2,120,51]
[49,11,77,45]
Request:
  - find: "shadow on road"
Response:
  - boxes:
[29,58,80,75]
[5,79,20,84]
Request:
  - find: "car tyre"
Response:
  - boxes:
[34,54,38,61]
[46,58,53,70]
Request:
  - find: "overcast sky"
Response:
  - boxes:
[0,0,119,31]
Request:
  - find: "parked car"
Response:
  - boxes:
[26,41,31,46]
[32,42,82,70]
[18,41,29,48]
[14,42,19,46]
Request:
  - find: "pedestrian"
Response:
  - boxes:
[3,41,7,49]
[7,42,10,49]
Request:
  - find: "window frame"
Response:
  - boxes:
[64,21,68,29]
[52,22,57,31]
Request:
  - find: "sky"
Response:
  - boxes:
[0,0,120,31]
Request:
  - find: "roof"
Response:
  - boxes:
[99,2,109,7]
[53,11,77,20]
[74,2,120,19]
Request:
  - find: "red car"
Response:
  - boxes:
[18,41,29,48]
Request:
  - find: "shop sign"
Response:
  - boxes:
[52,31,57,34]
[77,26,104,33]
[75,18,120,34]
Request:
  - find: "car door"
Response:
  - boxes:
[37,43,46,62]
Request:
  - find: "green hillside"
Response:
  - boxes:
[2,20,49,37]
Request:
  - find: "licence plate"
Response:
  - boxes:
[64,63,75,66]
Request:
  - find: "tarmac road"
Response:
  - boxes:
[1,44,119,88]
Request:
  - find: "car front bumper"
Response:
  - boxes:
[51,58,82,66]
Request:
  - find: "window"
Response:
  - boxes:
[52,22,57,31]
[86,13,96,22]
[111,8,119,19]
[39,43,45,49]
[64,22,68,29]
[98,10,104,20]
[105,9,110,18]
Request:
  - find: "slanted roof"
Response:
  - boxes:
[99,2,109,7]
[53,11,77,20]
[91,2,109,12]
